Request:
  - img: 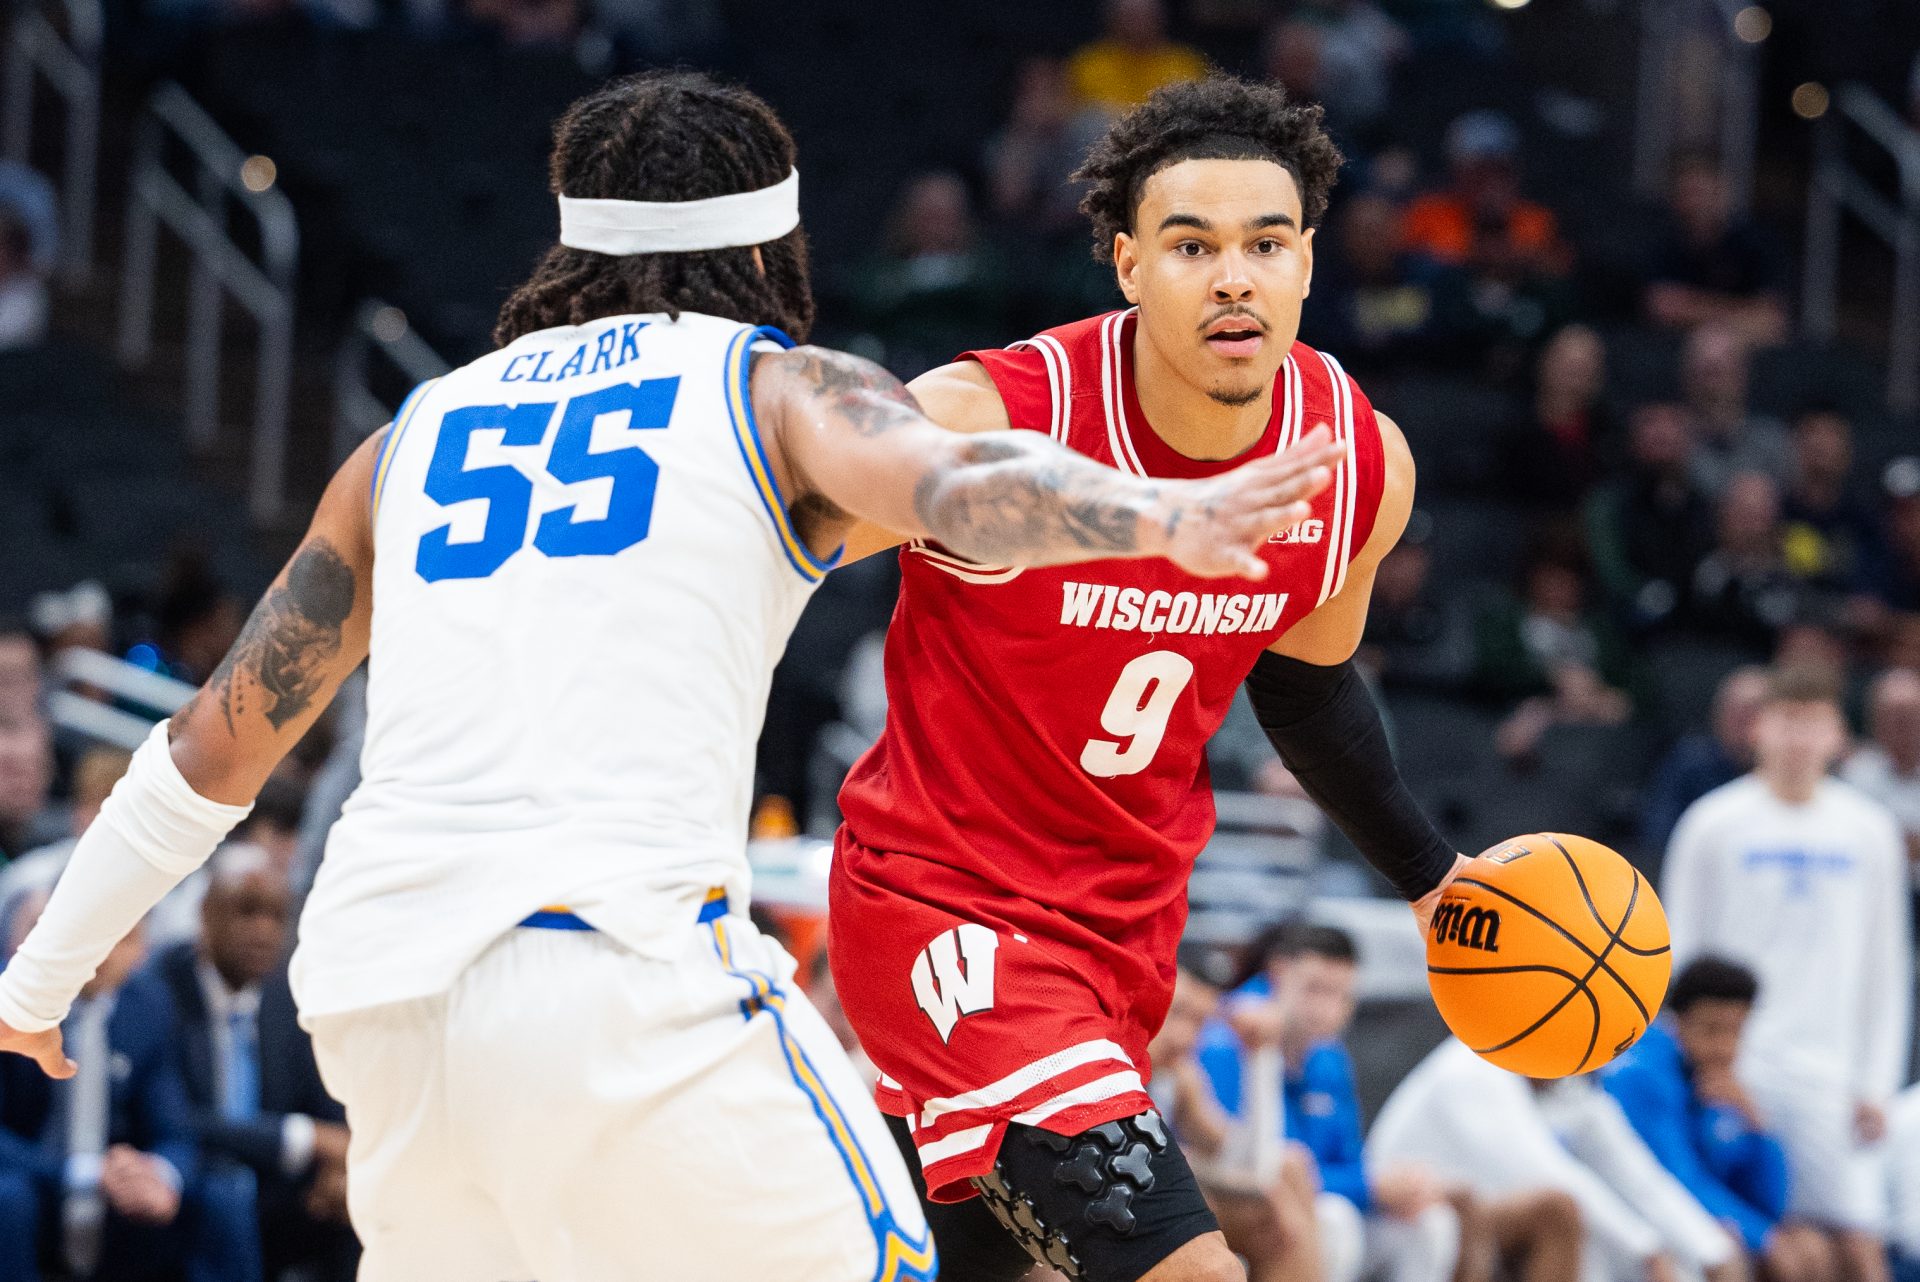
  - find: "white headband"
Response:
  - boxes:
[558,169,800,256]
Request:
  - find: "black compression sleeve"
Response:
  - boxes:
[1243,651,1457,901]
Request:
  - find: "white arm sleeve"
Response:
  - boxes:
[1857,813,1913,1103]
[0,722,249,1032]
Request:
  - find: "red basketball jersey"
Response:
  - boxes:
[837,307,1386,967]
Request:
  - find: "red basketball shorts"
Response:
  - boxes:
[828,832,1162,1203]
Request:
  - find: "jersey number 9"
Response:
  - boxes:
[1079,650,1195,779]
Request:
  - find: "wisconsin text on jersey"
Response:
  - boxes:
[1058,581,1290,635]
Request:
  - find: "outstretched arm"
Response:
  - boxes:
[0,433,382,1075]
[754,346,1344,580]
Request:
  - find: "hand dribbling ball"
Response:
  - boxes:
[1426,833,1671,1078]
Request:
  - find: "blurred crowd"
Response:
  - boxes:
[0,611,360,1282]
[2,0,1919,1278]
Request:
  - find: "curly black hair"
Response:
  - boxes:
[1075,75,1345,263]
[495,71,814,346]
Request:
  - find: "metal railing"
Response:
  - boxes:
[1,0,102,281]
[117,82,298,525]
[1634,0,1758,213]
[47,647,193,751]
[332,298,449,464]
[1804,83,1920,415]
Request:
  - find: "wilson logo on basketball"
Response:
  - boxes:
[1268,519,1325,545]
[1431,901,1502,952]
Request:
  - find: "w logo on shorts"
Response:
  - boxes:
[910,924,998,1043]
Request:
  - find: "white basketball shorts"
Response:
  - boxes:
[305,899,935,1282]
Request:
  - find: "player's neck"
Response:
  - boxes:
[1758,765,1822,806]
[1130,328,1274,461]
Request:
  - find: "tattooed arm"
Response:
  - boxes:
[168,430,381,803]
[753,346,1345,578]
[0,436,382,1073]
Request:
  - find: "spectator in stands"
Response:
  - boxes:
[1664,664,1911,1282]
[1261,9,1399,141]
[1639,665,1769,859]
[1781,408,1886,622]
[232,773,306,885]
[1687,472,1802,651]
[151,552,244,686]
[842,171,1010,377]
[1469,530,1635,762]
[1873,457,1920,614]
[1306,190,1472,370]
[1768,620,1850,704]
[0,207,47,353]
[1643,153,1789,347]
[1149,957,1322,1282]
[1294,0,1408,127]
[1586,401,1716,631]
[983,58,1104,240]
[1066,0,1206,113]
[1603,957,1836,1282]
[1198,924,1470,1282]
[1892,1086,1920,1282]
[0,618,41,724]
[1842,668,1920,882]
[1682,325,1792,500]
[0,744,132,955]
[0,714,58,861]
[1357,519,1474,694]
[464,0,582,46]
[144,845,356,1282]
[27,583,112,668]
[1369,1038,1740,1282]
[1402,112,1563,273]
[1503,324,1616,505]
[0,913,221,1282]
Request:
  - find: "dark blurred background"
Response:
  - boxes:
[0,0,1918,1278]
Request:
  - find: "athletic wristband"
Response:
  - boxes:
[0,721,249,1032]
[1243,652,1457,902]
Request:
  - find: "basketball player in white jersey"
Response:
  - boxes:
[0,73,1343,1281]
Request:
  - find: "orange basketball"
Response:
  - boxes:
[1426,833,1671,1078]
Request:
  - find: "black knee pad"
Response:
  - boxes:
[969,1112,1218,1282]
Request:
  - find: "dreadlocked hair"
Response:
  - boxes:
[495,71,815,346]
[1075,75,1345,263]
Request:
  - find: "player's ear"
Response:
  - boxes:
[751,246,766,276]
[1299,227,1314,299]
[1113,233,1140,305]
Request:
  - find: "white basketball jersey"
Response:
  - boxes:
[292,311,832,1018]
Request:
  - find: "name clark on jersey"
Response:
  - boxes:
[1059,581,1289,636]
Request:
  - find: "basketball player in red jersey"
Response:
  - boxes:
[830,78,1471,1282]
